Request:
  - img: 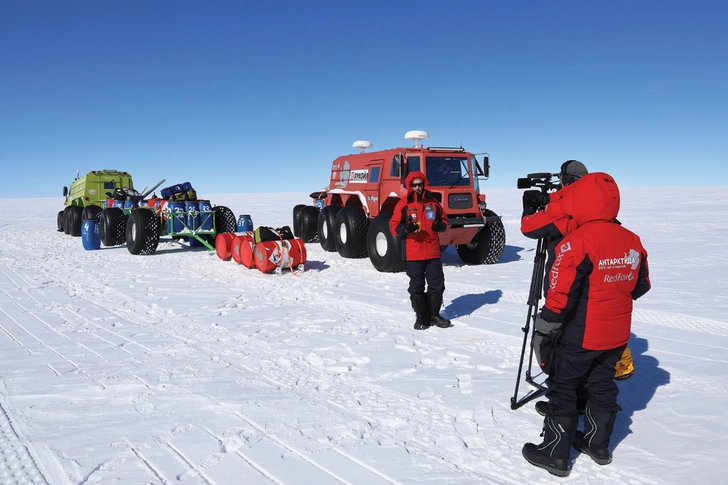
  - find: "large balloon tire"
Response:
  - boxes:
[69,206,83,237]
[100,208,126,246]
[62,207,73,235]
[456,209,506,264]
[334,206,370,259]
[56,211,64,232]
[292,204,306,237]
[300,206,320,243]
[126,209,160,255]
[317,205,341,252]
[367,213,405,272]
[82,205,103,222]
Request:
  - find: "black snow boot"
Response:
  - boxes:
[410,294,430,330]
[426,292,451,328]
[522,415,578,477]
[573,407,617,465]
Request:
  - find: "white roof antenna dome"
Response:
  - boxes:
[404,130,429,148]
[353,140,372,153]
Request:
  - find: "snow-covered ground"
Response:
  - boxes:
[0,187,725,485]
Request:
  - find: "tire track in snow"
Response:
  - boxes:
[0,395,50,485]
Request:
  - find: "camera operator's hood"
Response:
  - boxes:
[559,172,620,227]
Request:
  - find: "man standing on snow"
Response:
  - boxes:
[390,171,450,330]
[522,172,651,477]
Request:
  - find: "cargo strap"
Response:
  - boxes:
[289,238,305,276]
[275,233,300,276]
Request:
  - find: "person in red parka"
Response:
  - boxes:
[522,172,651,477]
[390,171,450,330]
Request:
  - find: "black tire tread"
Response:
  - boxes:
[334,206,370,259]
[456,209,506,264]
[367,213,405,272]
[317,205,341,252]
[300,206,320,243]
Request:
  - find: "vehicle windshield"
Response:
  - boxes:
[425,156,470,187]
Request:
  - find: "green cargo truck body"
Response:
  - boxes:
[63,170,134,207]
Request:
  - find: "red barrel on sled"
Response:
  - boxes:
[231,235,245,264]
[238,235,256,268]
[253,239,306,273]
[215,232,235,260]
[230,233,255,266]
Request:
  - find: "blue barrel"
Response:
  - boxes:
[112,199,124,209]
[167,201,185,233]
[81,220,101,250]
[189,236,204,248]
[237,214,253,232]
[185,201,200,231]
[198,200,213,230]
[124,200,138,209]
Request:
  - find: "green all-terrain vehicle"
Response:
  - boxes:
[57,170,136,236]
[57,171,238,254]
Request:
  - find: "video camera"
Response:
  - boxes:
[517,172,560,192]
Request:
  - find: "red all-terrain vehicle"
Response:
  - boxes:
[293,130,506,272]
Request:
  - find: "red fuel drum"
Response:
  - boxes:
[215,232,235,260]
[231,235,245,264]
[239,235,256,268]
[253,239,306,273]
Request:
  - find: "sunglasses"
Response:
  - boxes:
[411,182,424,188]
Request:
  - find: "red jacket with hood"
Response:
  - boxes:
[540,173,651,350]
[390,171,448,261]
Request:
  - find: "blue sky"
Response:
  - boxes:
[1,1,726,198]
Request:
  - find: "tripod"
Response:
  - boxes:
[510,236,549,410]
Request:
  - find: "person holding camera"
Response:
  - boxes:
[521,161,635,417]
[522,172,651,477]
[390,171,450,330]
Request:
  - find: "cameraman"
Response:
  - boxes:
[522,172,651,476]
[521,161,590,413]
[522,162,636,415]
[390,172,450,330]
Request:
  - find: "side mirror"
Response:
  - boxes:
[476,155,490,179]
[62,186,68,197]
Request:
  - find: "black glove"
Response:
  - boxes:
[432,220,447,232]
[532,313,562,374]
[522,190,549,211]
[404,221,420,234]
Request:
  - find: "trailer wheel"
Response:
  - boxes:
[292,204,306,237]
[204,206,237,247]
[69,206,83,237]
[81,205,102,222]
[317,205,341,252]
[334,206,370,258]
[100,208,126,246]
[214,206,237,233]
[456,209,506,264]
[126,209,160,255]
[367,213,405,272]
[300,206,320,243]
[57,211,64,232]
